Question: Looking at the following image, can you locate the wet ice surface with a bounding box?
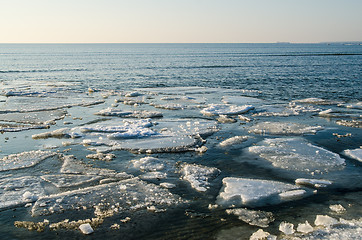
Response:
[0,86,361,240]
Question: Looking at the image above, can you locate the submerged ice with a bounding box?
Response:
[247,138,345,173]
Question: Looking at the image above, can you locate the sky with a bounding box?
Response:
[0,0,361,43]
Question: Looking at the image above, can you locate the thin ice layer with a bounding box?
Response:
[31,177,185,216]
[0,176,47,209]
[249,122,323,135]
[95,108,163,118]
[222,96,263,105]
[179,163,220,192]
[41,174,102,188]
[247,138,345,173]
[343,147,362,162]
[216,177,310,207]
[0,150,56,171]
[132,157,165,172]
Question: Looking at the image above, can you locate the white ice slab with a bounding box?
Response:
[293,98,341,105]
[201,104,254,116]
[216,177,311,207]
[179,163,220,192]
[95,108,163,118]
[247,138,345,173]
[219,136,248,147]
[249,122,323,135]
[132,157,165,172]
[0,150,56,171]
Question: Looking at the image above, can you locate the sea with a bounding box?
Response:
[0,43,361,239]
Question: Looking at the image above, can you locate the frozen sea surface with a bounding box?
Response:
[0,43,361,240]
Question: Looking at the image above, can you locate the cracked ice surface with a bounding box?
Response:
[216,177,312,208]
[0,176,47,209]
[0,150,56,171]
[31,177,185,216]
[247,138,345,173]
[343,147,362,162]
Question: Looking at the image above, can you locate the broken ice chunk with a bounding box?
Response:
[295,178,332,188]
[219,136,248,147]
[314,215,338,227]
[249,122,323,135]
[279,222,295,235]
[201,104,254,116]
[216,177,311,208]
[247,138,345,173]
[293,98,341,105]
[132,157,165,172]
[79,223,94,235]
[225,208,274,227]
[296,221,314,233]
[329,204,346,213]
[250,229,276,240]
[343,147,362,162]
[222,96,263,105]
[0,150,56,171]
[179,163,220,192]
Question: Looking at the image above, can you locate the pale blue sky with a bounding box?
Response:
[1,0,361,43]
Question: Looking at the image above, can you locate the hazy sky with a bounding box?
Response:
[1,0,361,43]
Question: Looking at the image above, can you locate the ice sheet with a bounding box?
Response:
[247,138,345,173]
[41,174,102,188]
[95,108,163,118]
[249,122,323,135]
[0,176,47,209]
[31,177,185,217]
[216,177,311,207]
[0,150,56,171]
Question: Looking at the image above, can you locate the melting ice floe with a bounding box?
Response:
[179,163,220,192]
[201,104,254,116]
[293,98,342,105]
[0,176,47,209]
[248,122,323,135]
[0,150,56,171]
[343,147,362,162]
[31,177,185,217]
[247,138,345,173]
[216,177,312,208]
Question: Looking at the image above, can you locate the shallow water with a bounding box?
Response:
[0,43,361,239]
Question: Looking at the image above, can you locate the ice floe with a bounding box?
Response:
[222,96,263,105]
[295,178,333,188]
[95,108,163,118]
[250,229,276,240]
[248,122,323,135]
[247,138,345,173]
[343,147,362,162]
[31,177,185,217]
[0,176,47,209]
[225,208,274,227]
[219,136,248,147]
[216,177,312,208]
[279,221,295,235]
[201,104,254,116]
[179,163,220,192]
[79,223,94,235]
[0,150,56,171]
[293,98,342,105]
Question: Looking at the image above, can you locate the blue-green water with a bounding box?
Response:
[0,43,361,240]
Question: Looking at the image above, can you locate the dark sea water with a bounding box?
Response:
[0,43,361,240]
